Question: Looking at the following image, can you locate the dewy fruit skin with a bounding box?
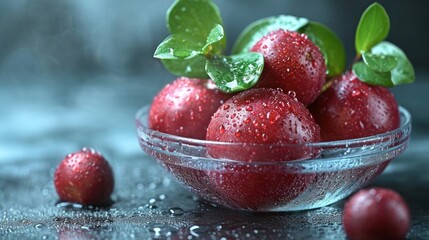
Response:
[309,71,400,141]
[54,148,114,207]
[343,188,411,240]
[251,29,326,106]
[148,77,232,140]
[205,88,320,210]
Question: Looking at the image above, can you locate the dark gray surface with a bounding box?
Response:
[1,72,429,239]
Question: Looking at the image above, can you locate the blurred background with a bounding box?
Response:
[1,0,428,77]
[1,0,428,162]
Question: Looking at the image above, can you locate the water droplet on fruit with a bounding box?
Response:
[223,104,230,110]
[253,121,259,127]
[262,133,269,141]
[235,130,242,137]
[352,90,361,97]
[244,117,251,124]
[287,91,297,99]
[219,125,226,134]
[245,106,253,111]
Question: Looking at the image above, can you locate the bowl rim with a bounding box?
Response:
[136,105,411,166]
[136,105,411,147]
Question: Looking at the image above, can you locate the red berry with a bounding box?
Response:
[54,148,114,206]
[251,29,326,106]
[149,77,232,139]
[205,88,320,210]
[343,188,411,240]
[309,71,400,141]
[207,88,320,160]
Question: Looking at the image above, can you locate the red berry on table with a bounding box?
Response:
[205,88,320,210]
[309,71,400,141]
[343,188,411,240]
[54,148,114,207]
[251,29,326,106]
[148,77,232,140]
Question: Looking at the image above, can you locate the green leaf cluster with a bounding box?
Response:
[353,2,414,87]
[154,0,263,93]
[154,0,415,93]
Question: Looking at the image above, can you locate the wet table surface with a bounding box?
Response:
[1,72,429,240]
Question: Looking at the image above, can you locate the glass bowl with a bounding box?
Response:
[135,105,411,212]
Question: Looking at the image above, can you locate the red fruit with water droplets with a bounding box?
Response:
[148,77,232,139]
[343,188,410,240]
[309,71,400,141]
[251,29,326,106]
[207,88,320,160]
[205,88,320,210]
[54,148,114,206]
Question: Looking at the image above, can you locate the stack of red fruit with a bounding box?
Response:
[148,0,414,212]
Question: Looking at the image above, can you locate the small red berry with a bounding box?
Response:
[251,29,326,106]
[343,188,411,240]
[54,148,114,206]
[149,77,232,139]
[309,71,400,141]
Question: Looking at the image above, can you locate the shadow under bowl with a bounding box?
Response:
[136,105,411,212]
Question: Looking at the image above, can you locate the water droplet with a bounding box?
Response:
[262,134,269,142]
[168,207,185,216]
[219,125,226,134]
[235,130,242,137]
[34,223,46,230]
[245,106,253,111]
[223,104,230,110]
[352,90,361,97]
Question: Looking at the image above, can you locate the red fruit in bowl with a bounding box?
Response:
[205,88,321,210]
[343,188,410,240]
[54,148,114,207]
[149,77,232,140]
[309,71,400,141]
[251,29,326,105]
[207,88,321,160]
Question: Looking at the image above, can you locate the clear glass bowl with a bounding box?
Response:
[135,105,411,212]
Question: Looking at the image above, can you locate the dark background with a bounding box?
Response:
[1,0,428,79]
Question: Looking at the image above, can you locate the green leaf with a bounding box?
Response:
[167,0,226,52]
[371,41,415,85]
[300,22,346,77]
[161,55,209,78]
[361,52,398,73]
[355,2,390,54]
[154,35,202,60]
[353,62,394,87]
[232,15,308,54]
[206,53,264,93]
[203,24,225,56]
